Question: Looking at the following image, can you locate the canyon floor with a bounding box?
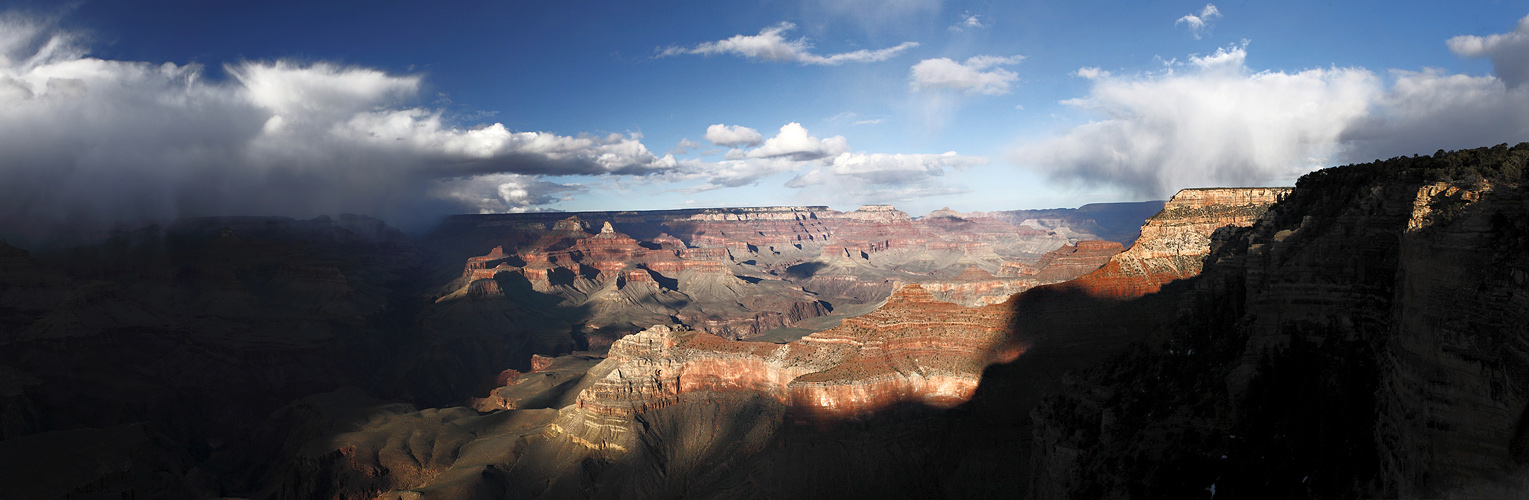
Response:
[4,144,1529,499]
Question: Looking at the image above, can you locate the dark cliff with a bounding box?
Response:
[1029,143,1529,498]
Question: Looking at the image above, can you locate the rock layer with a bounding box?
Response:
[572,283,1020,422]
[1029,144,1529,498]
[1066,187,1289,299]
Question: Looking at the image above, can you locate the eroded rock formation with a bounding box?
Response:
[1064,187,1289,299]
[1030,144,1529,498]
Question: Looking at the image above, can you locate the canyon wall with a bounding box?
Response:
[1029,144,1529,498]
[1064,187,1289,299]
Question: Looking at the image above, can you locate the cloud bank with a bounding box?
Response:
[1447,13,1529,89]
[673,122,985,203]
[1016,29,1529,198]
[0,14,677,247]
[660,22,919,65]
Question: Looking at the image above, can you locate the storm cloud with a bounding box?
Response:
[0,14,675,248]
[1016,22,1529,198]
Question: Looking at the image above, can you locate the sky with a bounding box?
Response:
[1,0,1527,247]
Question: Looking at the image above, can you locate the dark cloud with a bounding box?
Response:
[1015,36,1529,198]
[0,15,675,248]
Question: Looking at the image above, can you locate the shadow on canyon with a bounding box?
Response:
[5,144,1529,498]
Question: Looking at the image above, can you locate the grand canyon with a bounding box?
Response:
[2,144,1527,498]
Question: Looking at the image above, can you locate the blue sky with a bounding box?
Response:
[1,1,1527,244]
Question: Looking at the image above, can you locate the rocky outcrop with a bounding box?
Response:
[1064,187,1289,299]
[920,241,1123,307]
[570,284,1019,422]
[1029,240,1125,282]
[1029,144,1529,498]
[436,218,831,343]
[265,283,1024,499]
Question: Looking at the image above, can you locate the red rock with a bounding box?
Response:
[998,261,1038,277]
[572,284,1022,421]
[495,369,523,386]
[1064,187,1289,299]
[954,266,997,281]
[1031,240,1124,282]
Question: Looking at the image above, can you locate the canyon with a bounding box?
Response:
[3,144,1528,498]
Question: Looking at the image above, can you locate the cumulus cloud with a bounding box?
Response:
[1340,68,1529,163]
[746,122,850,160]
[1014,45,1378,197]
[677,157,802,192]
[0,14,674,247]
[1447,14,1529,89]
[1014,36,1529,199]
[668,122,983,202]
[1176,4,1222,39]
[909,55,1025,95]
[704,124,764,147]
[659,22,919,65]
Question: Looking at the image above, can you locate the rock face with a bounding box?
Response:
[267,283,1025,499]
[920,241,1123,307]
[4,177,1328,499]
[436,216,829,343]
[575,284,1019,421]
[1029,144,1529,498]
[427,202,1146,354]
[1066,187,1289,299]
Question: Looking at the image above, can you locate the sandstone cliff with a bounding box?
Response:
[1064,187,1289,299]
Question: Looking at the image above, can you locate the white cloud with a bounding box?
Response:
[1015,37,1529,198]
[0,15,675,247]
[665,122,983,203]
[677,157,802,192]
[1340,68,1529,163]
[909,55,1025,95]
[1015,45,1379,197]
[659,22,919,66]
[434,174,587,214]
[853,118,886,125]
[1075,66,1111,80]
[704,123,764,147]
[784,152,984,204]
[1176,4,1222,39]
[825,111,859,123]
[949,14,985,32]
[1189,43,1247,69]
[1447,14,1529,89]
[746,122,850,160]
[669,138,704,155]
[787,151,985,187]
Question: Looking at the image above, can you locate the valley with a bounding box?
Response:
[2,145,1528,498]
